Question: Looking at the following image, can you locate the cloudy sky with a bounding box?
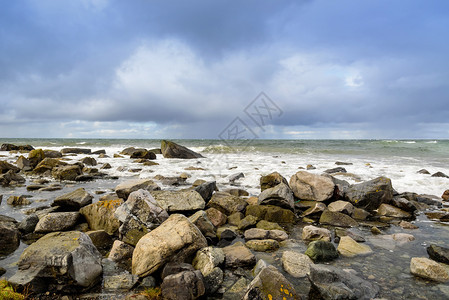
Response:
[1,0,448,139]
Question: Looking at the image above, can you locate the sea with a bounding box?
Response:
[1,138,449,298]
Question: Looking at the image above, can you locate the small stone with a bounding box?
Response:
[371,226,382,235]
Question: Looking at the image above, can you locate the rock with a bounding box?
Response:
[246,205,296,224]
[442,190,449,201]
[282,250,313,278]
[243,265,300,300]
[103,272,138,291]
[189,210,216,242]
[53,188,92,210]
[390,197,418,213]
[33,157,67,174]
[0,160,20,173]
[427,244,449,264]
[130,150,156,160]
[351,207,371,220]
[87,230,113,252]
[425,211,449,221]
[18,214,39,234]
[307,164,316,170]
[206,208,227,227]
[7,195,31,206]
[161,262,195,279]
[114,189,168,245]
[161,140,204,159]
[228,172,244,183]
[115,179,160,200]
[256,220,284,231]
[60,148,92,154]
[302,225,331,242]
[44,149,62,158]
[238,215,258,230]
[80,156,97,166]
[151,190,205,212]
[410,257,449,282]
[336,161,353,166]
[192,247,225,294]
[207,192,247,215]
[161,269,205,300]
[52,165,82,181]
[305,240,339,262]
[16,155,33,171]
[225,188,249,197]
[101,163,112,169]
[319,210,358,227]
[1,143,34,151]
[80,198,123,236]
[289,171,335,201]
[194,181,217,201]
[132,214,207,277]
[345,176,394,211]
[337,236,372,257]
[328,200,354,215]
[0,170,25,186]
[308,264,379,300]
[9,231,102,292]
[258,182,295,210]
[227,212,244,226]
[399,220,418,229]
[34,212,80,233]
[432,171,449,178]
[28,149,45,168]
[376,203,411,218]
[302,202,327,217]
[0,216,20,256]
[324,167,347,174]
[223,241,256,268]
[335,228,366,243]
[260,172,288,192]
[417,168,430,174]
[245,239,279,252]
[109,240,134,263]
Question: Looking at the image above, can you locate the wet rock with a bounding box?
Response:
[324,167,347,174]
[390,197,418,213]
[80,198,123,236]
[399,220,418,229]
[161,262,195,279]
[328,200,354,215]
[302,202,327,217]
[33,157,67,174]
[258,182,295,210]
[256,220,284,231]
[431,171,449,178]
[246,239,279,252]
[161,140,204,159]
[442,190,449,201]
[319,210,358,227]
[7,195,31,206]
[427,244,449,264]
[1,143,34,151]
[302,225,331,242]
[351,207,371,220]
[115,189,168,245]
[0,216,20,256]
[35,212,80,233]
[337,236,372,257]
[228,172,244,184]
[194,181,217,201]
[208,192,247,215]
[16,155,33,171]
[336,161,353,166]
[101,163,112,169]
[52,165,82,181]
[151,190,205,212]
[27,149,45,169]
[335,228,365,242]
[192,247,225,294]
[132,214,207,277]
[0,170,25,186]
[305,240,339,262]
[109,240,134,264]
[282,250,313,278]
[417,168,430,174]
[289,171,335,201]
[161,269,205,300]
[0,160,20,173]
[53,187,93,210]
[18,214,39,234]
[223,241,256,268]
[238,215,258,231]
[130,150,156,160]
[80,156,97,166]
[308,264,379,300]
[425,211,449,221]
[246,204,295,224]
[417,194,443,207]
[44,149,63,158]
[260,171,288,192]
[243,265,300,300]
[115,178,160,200]
[377,203,411,218]
[206,207,227,227]
[189,210,216,243]
[87,230,113,252]
[345,176,394,211]
[410,257,449,282]
[61,148,92,154]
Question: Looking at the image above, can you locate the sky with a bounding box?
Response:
[0,0,448,139]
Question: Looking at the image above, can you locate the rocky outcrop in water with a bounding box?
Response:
[161,140,204,159]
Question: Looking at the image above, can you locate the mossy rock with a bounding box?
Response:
[305,240,339,262]
[246,205,295,224]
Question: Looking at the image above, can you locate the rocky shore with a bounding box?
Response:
[1,140,449,299]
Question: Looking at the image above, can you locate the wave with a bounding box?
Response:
[402,141,416,144]
[202,144,235,153]
[425,141,438,144]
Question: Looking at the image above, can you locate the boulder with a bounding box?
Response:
[80,198,123,236]
[324,167,347,174]
[115,179,160,200]
[1,143,34,151]
[244,228,287,242]
[319,210,358,227]
[417,169,430,174]
[7,195,31,206]
[243,265,300,300]
[289,171,335,201]
[130,150,156,160]
[53,188,93,210]
[345,177,394,211]
[222,241,256,268]
[282,250,314,278]
[260,172,288,192]
[432,172,449,178]
[0,160,20,173]
[245,239,279,252]
[427,244,449,264]
[18,214,39,234]
[302,225,331,242]
[238,215,258,230]
[189,210,216,243]
[192,247,225,294]
[34,212,80,233]
[305,240,339,262]
[161,269,205,300]
[442,190,449,201]
[132,214,207,277]
[86,230,113,252]
[376,203,411,218]
[10,231,102,292]
[33,158,67,174]
[302,202,327,217]
[337,236,372,257]
[228,172,244,183]
[194,181,217,201]
[43,150,62,158]
[410,257,449,282]
[390,197,418,213]
[328,200,354,215]
[258,182,295,210]
[52,165,82,181]
[151,190,205,212]
[225,188,249,197]
[108,240,134,263]
[28,149,45,168]
[60,148,92,154]
[80,157,97,166]
[207,192,247,215]
[0,216,20,256]
[308,264,379,300]
[16,155,32,171]
[246,204,295,224]
[0,170,25,186]
[227,212,244,226]
[161,140,204,159]
[206,208,227,227]
[115,189,168,245]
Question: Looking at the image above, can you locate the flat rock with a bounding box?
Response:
[207,192,247,215]
[282,250,313,278]
[289,171,335,201]
[337,236,372,257]
[61,148,92,154]
[319,209,358,227]
[151,190,205,212]
[53,188,93,210]
[35,212,80,233]
[115,179,160,200]
[410,257,449,282]
[223,241,256,268]
[302,225,331,242]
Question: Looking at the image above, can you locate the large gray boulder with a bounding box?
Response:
[161,140,204,159]
[53,188,93,210]
[289,171,335,201]
[308,264,379,300]
[9,231,102,292]
[151,190,205,213]
[258,182,295,211]
[345,176,394,211]
[132,214,207,277]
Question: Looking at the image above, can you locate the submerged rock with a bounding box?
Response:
[289,171,335,201]
[161,140,204,159]
[410,257,449,282]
